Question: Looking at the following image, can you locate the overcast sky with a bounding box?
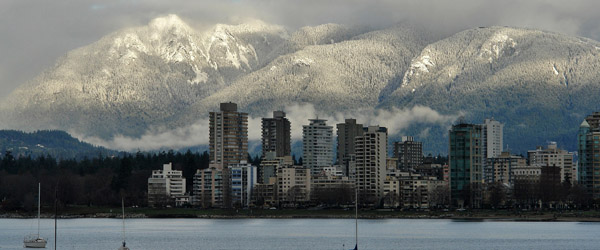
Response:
[1,0,599,99]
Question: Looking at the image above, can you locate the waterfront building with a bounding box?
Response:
[148,163,186,207]
[355,126,388,205]
[259,152,293,184]
[528,142,575,183]
[485,152,526,185]
[252,182,277,207]
[311,175,354,205]
[393,136,423,171]
[384,171,444,209]
[261,111,291,158]
[383,176,402,208]
[209,102,248,169]
[511,164,542,183]
[449,123,483,208]
[193,167,224,208]
[303,118,334,176]
[229,161,258,208]
[336,119,364,170]
[277,166,311,205]
[578,112,600,199]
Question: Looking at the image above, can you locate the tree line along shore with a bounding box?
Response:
[3,207,600,222]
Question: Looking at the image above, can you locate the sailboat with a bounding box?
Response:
[118,198,130,250]
[24,183,48,248]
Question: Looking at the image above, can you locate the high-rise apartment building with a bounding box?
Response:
[449,123,483,208]
[261,111,291,158]
[209,102,248,169]
[393,136,423,171]
[303,118,334,175]
[578,112,600,199]
[336,119,364,168]
[481,118,503,160]
[148,163,186,207]
[355,126,388,205]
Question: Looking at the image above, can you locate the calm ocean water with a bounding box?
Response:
[1,218,599,249]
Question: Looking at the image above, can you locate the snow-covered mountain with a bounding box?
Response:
[2,15,600,153]
[1,15,289,137]
[379,27,600,151]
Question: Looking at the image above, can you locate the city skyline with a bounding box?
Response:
[1,1,600,249]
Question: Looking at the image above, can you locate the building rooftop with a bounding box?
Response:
[581,120,590,128]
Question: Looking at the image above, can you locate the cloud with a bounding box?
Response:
[78,103,459,151]
[77,120,210,152]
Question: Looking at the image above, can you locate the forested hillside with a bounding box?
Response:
[0,150,210,210]
[1,15,600,154]
[0,130,117,159]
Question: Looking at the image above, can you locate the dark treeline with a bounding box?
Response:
[0,150,209,211]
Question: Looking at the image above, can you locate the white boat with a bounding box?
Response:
[118,198,130,250]
[24,183,47,248]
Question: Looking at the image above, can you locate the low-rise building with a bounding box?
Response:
[384,171,445,209]
[485,152,527,185]
[528,143,575,183]
[193,167,224,208]
[277,166,311,206]
[260,152,293,184]
[511,165,542,184]
[148,163,186,207]
[229,161,258,208]
[252,180,277,208]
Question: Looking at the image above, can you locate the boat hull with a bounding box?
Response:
[24,239,47,248]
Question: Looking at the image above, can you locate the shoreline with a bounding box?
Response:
[2,209,600,222]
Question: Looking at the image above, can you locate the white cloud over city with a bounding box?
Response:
[78,104,459,151]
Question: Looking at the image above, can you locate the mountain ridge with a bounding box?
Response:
[2,15,600,154]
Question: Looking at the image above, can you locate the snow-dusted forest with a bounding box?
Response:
[2,15,600,153]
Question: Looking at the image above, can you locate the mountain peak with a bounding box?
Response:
[149,14,191,32]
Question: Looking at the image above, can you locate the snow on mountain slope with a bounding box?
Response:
[180,25,430,122]
[2,18,600,153]
[379,26,600,151]
[0,15,289,138]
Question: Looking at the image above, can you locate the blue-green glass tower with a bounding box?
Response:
[578,120,590,193]
[578,112,600,199]
[449,123,483,208]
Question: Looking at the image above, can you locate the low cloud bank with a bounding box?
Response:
[79,104,460,151]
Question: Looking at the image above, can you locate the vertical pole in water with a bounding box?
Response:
[54,185,57,250]
[122,197,125,245]
[37,183,41,238]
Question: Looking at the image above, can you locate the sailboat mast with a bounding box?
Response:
[54,185,57,250]
[122,198,125,244]
[355,187,358,248]
[37,183,41,238]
